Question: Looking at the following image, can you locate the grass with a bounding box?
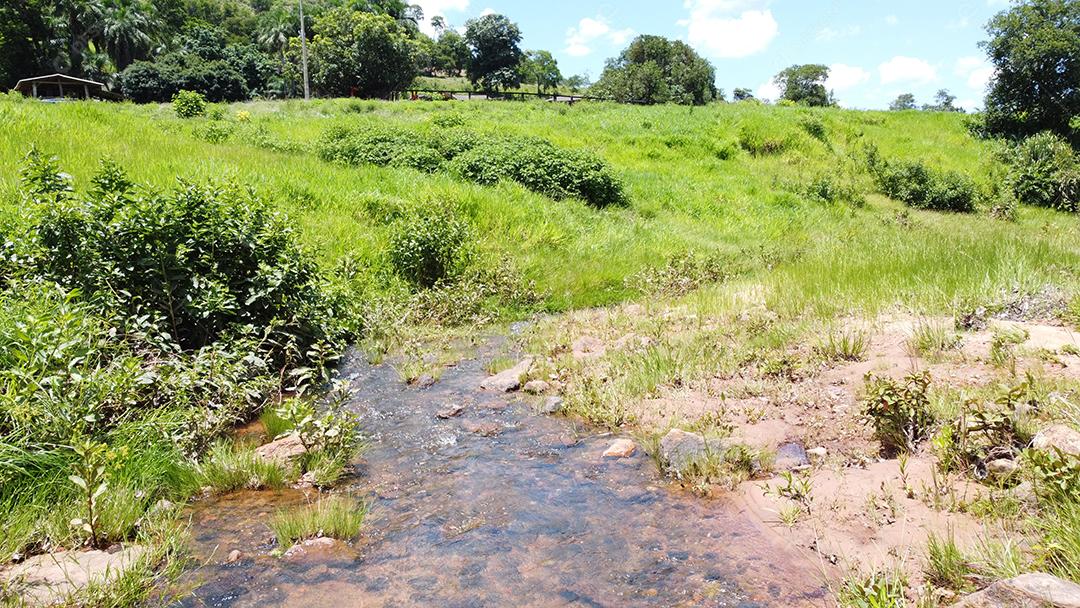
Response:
[815,327,870,362]
[270,495,370,549]
[260,407,295,440]
[197,441,291,493]
[906,320,963,359]
[924,530,971,592]
[837,569,907,608]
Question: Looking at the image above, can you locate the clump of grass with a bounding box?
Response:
[924,530,971,592]
[1031,499,1080,582]
[563,376,636,429]
[198,441,290,493]
[270,495,369,548]
[990,325,1029,368]
[260,407,294,439]
[906,320,962,359]
[837,569,907,608]
[970,535,1026,580]
[815,328,870,362]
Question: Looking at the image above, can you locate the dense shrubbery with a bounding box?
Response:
[867,147,977,212]
[0,149,355,563]
[1005,132,1079,212]
[388,205,473,288]
[317,125,628,208]
[173,90,207,118]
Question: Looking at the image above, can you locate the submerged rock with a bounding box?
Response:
[255,433,307,465]
[953,572,1080,607]
[479,358,533,392]
[226,549,242,564]
[3,546,147,607]
[436,404,464,419]
[1033,425,1080,456]
[603,439,637,459]
[464,421,501,437]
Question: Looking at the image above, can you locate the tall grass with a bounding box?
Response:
[270,495,370,548]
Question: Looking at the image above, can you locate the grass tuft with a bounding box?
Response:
[270,495,370,549]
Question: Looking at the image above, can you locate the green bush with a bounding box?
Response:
[317,125,444,172]
[738,122,791,156]
[387,204,472,288]
[861,371,935,455]
[867,149,976,212]
[172,89,207,119]
[1006,132,1079,213]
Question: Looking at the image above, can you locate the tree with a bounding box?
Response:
[309,8,417,98]
[774,64,834,107]
[521,50,561,94]
[591,35,716,105]
[54,0,105,77]
[981,0,1080,143]
[733,87,754,101]
[923,89,962,112]
[890,93,916,111]
[99,0,158,70]
[433,28,469,76]
[0,0,55,88]
[564,74,588,93]
[464,13,523,91]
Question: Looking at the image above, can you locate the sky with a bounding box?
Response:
[411,0,1013,111]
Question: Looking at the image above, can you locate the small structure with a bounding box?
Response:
[13,73,118,101]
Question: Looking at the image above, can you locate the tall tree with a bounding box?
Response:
[0,0,55,87]
[433,28,468,76]
[591,35,716,105]
[923,89,962,112]
[309,8,417,98]
[99,0,157,70]
[774,64,833,107]
[464,13,522,92]
[889,93,916,110]
[981,0,1080,143]
[521,50,560,94]
[54,0,104,76]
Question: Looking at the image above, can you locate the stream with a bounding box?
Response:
[173,335,828,607]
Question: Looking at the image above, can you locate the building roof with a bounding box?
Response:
[14,73,106,90]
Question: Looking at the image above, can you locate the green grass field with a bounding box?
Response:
[3,94,1076,322]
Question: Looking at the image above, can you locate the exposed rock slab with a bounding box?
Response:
[479,358,533,392]
[774,442,810,471]
[538,396,564,415]
[3,546,146,607]
[1033,425,1080,456]
[953,573,1080,608]
[603,439,636,458]
[255,432,307,465]
[523,380,550,395]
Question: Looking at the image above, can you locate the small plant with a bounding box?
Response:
[862,371,935,455]
[274,381,364,481]
[68,439,111,549]
[924,530,971,592]
[235,110,251,122]
[777,504,803,528]
[1026,446,1080,502]
[270,495,369,548]
[764,470,815,511]
[387,204,472,289]
[838,570,907,608]
[815,328,870,362]
[172,90,207,119]
[989,325,1029,368]
[198,441,289,493]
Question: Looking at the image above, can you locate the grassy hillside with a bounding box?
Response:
[1,94,1077,320]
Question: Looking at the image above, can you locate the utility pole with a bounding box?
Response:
[298,0,310,100]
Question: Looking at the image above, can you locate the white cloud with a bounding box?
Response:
[827,63,870,91]
[878,56,938,84]
[413,0,470,35]
[479,7,495,16]
[955,56,995,91]
[755,79,782,102]
[680,0,779,59]
[564,16,636,57]
[885,14,898,26]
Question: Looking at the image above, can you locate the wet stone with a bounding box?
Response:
[479,358,533,392]
[436,404,464,419]
[774,442,810,471]
[538,396,564,415]
[463,421,502,437]
[603,438,637,458]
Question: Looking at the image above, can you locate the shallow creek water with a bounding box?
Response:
[174,336,828,607]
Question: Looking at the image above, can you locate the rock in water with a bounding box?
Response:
[4,546,147,607]
[436,404,464,419]
[255,432,307,465]
[659,429,709,472]
[953,573,1080,607]
[226,549,242,563]
[480,358,533,392]
[603,438,636,458]
[1033,425,1080,456]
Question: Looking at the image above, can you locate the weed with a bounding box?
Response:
[270,495,370,548]
[924,530,970,592]
[990,325,1029,368]
[907,321,962,359]
[815,328,870,362]
[67,439,111,549]
[198,441,290,493]
[838,569,907,608]
[862,372,935,455]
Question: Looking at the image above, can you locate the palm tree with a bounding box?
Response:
[99,0,157,70]
[53,0,104,76]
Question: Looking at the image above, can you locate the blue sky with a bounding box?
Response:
[413,0,1012,110]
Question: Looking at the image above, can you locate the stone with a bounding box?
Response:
[953,573,1080,608]
[987,458,1019,478]
[415,374,437,389]
[571,336,606,360]
[538,396,564,415]
[603,439,637,459]
[1033,425,1080,456]
[255,432,307,465]
[464,421,501,437]
[3,546,146,607]
[226,549,242,564]
[436,404,464,419]
[523,380,550,395]
[659,429,712,472]
[807,447,828,463]
[774,442,810,471]
[479,358,533,392]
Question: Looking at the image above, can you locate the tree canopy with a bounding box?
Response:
[774,64,834,107]
[464,13,523,92]
[981,0,1080,144]
[591,35,716,105]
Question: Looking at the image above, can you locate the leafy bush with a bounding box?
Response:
[172,89,207,118]
[1006,132,1079,212]
[800,115,827,142]
[861,371,935,455]
[802,172,866,206]
[387,204,472,288]
[867,149,976,212]
[317,125,444,172]
[738,122,791,156]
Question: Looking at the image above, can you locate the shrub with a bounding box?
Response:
[738,122,791,155]
[867,150,976,212]
[800,116,827,142]
[1006,132,1080,212]
[317,125,444,172]
[431,112,466,128]
[387,204,472,288]
[802,172,866,206]
[172,90,207,118]
[861,371,935,455]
